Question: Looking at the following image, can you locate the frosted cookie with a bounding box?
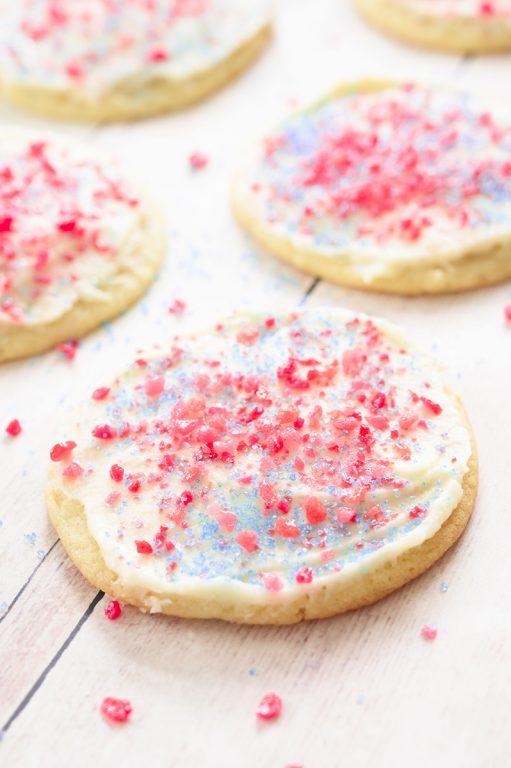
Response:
[0,0,272,122]
[46,309,477,624]
[355,0,511,54]
[0,134,165,363]
[233,81,511,295]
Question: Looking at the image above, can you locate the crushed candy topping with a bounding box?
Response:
[239,83,511,269]
[0,136,141,328]
[50,310,471,595]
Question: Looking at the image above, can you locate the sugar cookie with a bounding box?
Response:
[47,309,477,624]
[0,133,165,363]
[355,0,511,54]
[233,81,511,295]
[0,0,272,122]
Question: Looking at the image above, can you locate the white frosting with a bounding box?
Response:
[51,310,472,603]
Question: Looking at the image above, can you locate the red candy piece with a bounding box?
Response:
[304,496,327,525]
[420,397,442,416]
[104,600,122,621]
[421,625,438,641]
[5,419,22,437]
[100,697,132,723]
[135,540,153,555]
[92,387,110,401]
[274,518,300,538]
[169,299,186,314]
[260,572,283,592]
[110,464,125,482]
[62,461,84,478]
[50,440,77,461]
[295,567,313,584]
[256,693,282,721]
[145,376,165,398]
[56,339,79,360]
[147,47,169,63]
[189,152,208,170]
[92,424,117,440]
[235,530,259,552]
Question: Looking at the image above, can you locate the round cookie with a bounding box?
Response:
[0,0,272,122]
[47,309,477,624]
[233,80,511,295]
[355,0,511,54]
[0,133,165,363]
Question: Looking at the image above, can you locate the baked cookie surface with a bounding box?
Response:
[47,309,476,624]
[0,0,272,121]
[0,133,165,363]
[355,0,511,53]
[233,81,511,295]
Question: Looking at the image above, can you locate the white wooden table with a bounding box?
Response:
[1,2,510,765]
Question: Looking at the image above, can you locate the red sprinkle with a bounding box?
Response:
[256,693,283,721]
[100,697,132,724]
[62,461,84,478]
[421,625,438,641]
[304,496,327,525]
[146,47,169,63]
[104,600,122,621]
[92,387,110,401]
[145,376,165,398]
[110,464,125,482]
[189,152,209,170]
[295,566,313,584]
[50,440,77,461]
[504,304,511,323]
[235,530,259,552]
[5,419,22,437]
[135,540,153,554]
[56,339,79,360]
[420,396,442,416]
[169,299,186,314]
[92,424,117,440]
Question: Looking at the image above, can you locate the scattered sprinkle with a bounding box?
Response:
[104,600,122,621]
[100,697,132,724]
[56,339,79,360]
[169,299,186,314]
[189,152,208,171]
[421,625,438,641]
[256,692,282,721]
[5,419,22,437]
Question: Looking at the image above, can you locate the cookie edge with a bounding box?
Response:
[0,22,272,122]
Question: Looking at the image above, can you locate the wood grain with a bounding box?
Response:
[1,1,510,766]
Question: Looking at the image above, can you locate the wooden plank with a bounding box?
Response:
[0,543,98,727]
